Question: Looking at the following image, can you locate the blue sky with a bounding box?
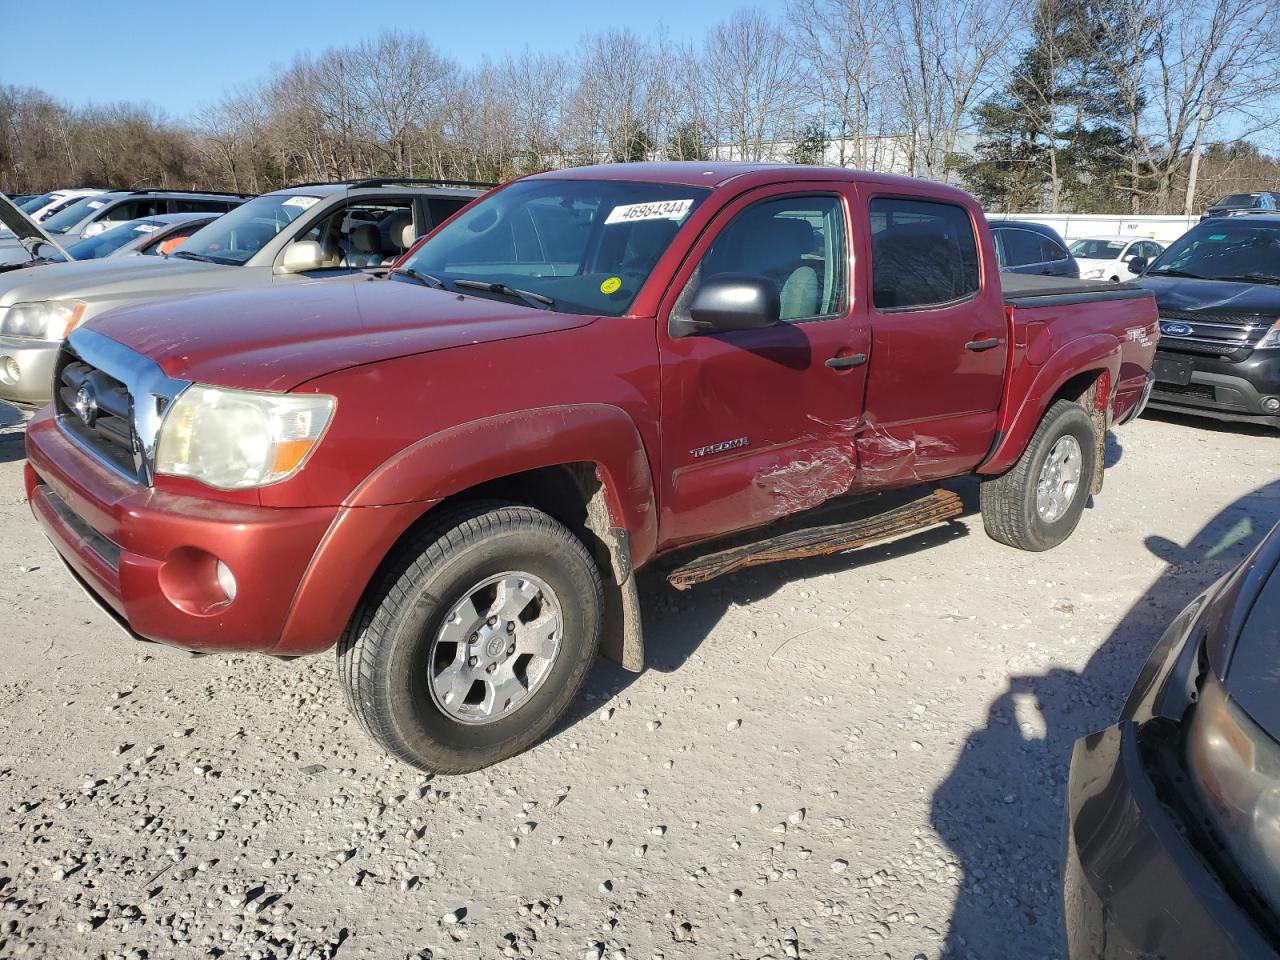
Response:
[1,0,732,118]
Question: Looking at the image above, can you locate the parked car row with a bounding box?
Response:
[0,179,485,403]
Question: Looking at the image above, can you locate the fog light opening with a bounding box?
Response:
[1262,396,1280,414]
[216,561,237,602]
[0,356,19,385]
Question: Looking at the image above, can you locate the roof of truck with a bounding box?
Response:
[531,161,972,198]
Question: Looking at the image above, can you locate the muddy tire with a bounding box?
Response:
[336,501,603,774]
[980,400,1097,552]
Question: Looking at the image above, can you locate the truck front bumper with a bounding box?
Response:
[24,407,345,655]
[0,335,60,405]
[1148,347,1280,427]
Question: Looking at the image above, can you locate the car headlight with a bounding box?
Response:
[1186,671,1280,914]
[0,300,86,339]
[154,385,335,490]
[1081,268,1106,279]
[1257,319,1280,349]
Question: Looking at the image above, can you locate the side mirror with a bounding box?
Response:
[82,221,107,238]
[278,240,326,274]
[672,274,780,338]
[30,241,60,261]
[1126,256,1149,275]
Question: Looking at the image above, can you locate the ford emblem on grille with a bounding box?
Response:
[1161,321,1193,337]
[73,382,98,428]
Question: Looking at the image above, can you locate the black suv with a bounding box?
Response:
[1137,215,1280,428]
[1202,192,1280,221]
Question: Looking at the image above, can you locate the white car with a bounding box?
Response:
[6,189,106,228]
[1068,236,1165,282]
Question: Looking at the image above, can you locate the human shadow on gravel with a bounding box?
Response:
[930,477,1280,960]
[567,479,982,730]
[0,401,26,464]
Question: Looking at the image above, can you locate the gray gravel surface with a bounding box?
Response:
[0,408,1276,960]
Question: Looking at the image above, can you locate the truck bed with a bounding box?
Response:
[1000,271,1150,305]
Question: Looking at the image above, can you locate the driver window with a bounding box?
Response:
[298,200,416,269]
[689,195,847,323]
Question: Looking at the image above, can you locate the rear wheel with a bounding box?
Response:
[337,502,603,774]
[980,399,1097,551]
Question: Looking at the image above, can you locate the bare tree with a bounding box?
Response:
[891,0,1015,180]
[702,9,801,161]
[787,0,897,168]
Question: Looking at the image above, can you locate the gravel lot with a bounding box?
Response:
[0,407,1276,960]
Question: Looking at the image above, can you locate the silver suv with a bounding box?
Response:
[0,179,488,404]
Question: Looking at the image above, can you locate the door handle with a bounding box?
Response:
[825,353,867,369]
[964,337,1002,351]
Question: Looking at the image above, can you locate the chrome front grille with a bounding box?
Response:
[55,356,139,480]
[1157,312,1271,359]
[53,329,190,485]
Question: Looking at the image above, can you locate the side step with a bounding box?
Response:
[666,487,965,590]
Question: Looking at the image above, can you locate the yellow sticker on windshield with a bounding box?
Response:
[600,276,622,295]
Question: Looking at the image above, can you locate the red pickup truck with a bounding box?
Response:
[24,163,1158,773]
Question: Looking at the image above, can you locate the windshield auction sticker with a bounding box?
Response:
[605,199,694,225]
[283,196,321,210]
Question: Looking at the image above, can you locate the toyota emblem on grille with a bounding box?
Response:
[73,382,98,428]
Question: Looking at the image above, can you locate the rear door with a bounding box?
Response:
[857,193,1008,484]
[655,183,871,547]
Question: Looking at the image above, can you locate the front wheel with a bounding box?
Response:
[337,502,603,774]
[980,399,1097,551]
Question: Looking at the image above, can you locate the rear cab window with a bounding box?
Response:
[869,197,980,310]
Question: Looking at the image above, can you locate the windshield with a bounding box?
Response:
[42,195,112,234]
[65,219,163,260]
[1069,238,1127,259]
[1148,222,1280,283]
[175,193,320,265]
[402,179,710,316]
[1217,194,1262,207]
[19,193,56,213]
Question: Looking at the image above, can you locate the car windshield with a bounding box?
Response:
[401,179,710,316]
[175,193,320,266]
[1217,194,1261,207]
[1148,222,1280,282]
[41,195,112,234]
[19,193,56,213]
[1069,238,1127,259]
[65,219,164,260]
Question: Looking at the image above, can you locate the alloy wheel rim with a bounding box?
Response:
[1035,434,1083,524]
[427,571,563,725]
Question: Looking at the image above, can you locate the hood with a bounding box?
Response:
[85,275,598,391]
[1206,522,1280,740]
[1074,256,1118,268]
[0,193,73,264]
[0,255,233,310]
[1137,274,1280,318]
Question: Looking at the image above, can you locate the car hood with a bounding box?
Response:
[1207,522,1280,740]
[1074,256,1119,269]
[1137,274,1280,317]
[85,275,599,391]
[0,256,232,309]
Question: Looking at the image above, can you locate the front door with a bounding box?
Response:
[656,184,871,549]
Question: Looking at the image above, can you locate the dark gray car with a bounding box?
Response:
[990,220,1080,278]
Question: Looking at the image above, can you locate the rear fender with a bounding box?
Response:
[980,334,1120,477]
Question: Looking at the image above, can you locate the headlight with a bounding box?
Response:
[1257,319,1280,349]
[1186,672,1280,914]
[154,385,335,490]
[0,300,86,339]
[1081,268,1106,279]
